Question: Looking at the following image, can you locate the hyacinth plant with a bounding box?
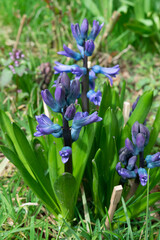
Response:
[0,18,160,223]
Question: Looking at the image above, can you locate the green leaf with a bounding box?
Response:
[81,0,102,17]
[54,173,76,220]
[12,123,60,209]
[0,146,60,216]
[115,192,160,222]
[48,143,58,189]
[144,106,160,155]
[120,80,126,109]
[99,83,112,117]
[0,69,13,87]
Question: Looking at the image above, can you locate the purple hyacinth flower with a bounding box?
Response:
[125,138,135,153]
[146,152,160,168]
[67,80,80,105]
[57,44,82,61]
[55,73,70,94]
[54,84,66,107]
[71,23,84,46]
[129,96,140,117]
[59,146,72,164]
[71,111,102,141]
[88,20,104,41]
[119,147,133,166]
[116,162,136,179]
[65,104,76,121]
[89,70,97,90]
[138,168,148,186]
[131,121,150,149]
[87,90,102,106]
[85,40,95,57]
[54,61,78,74]
[92,65,120,86]
[81,18,89,39]
[41,89,61,113]
[34,114,62,138]
[71,66,87,80]
[54,62,86,79]
[77,44,84,58]
[127,156,137,171]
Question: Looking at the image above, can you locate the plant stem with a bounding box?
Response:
[81,55,89,112]
[139,151,144,168]
[63,107,72,173]
[125,176,140,202]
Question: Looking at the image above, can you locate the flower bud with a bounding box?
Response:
[127,156,137,171]
[119,147,132,166]
[57,73,70,94]
[54,84,66,107]
[81,18,89,39]
[136,133,145,152]
[85,40,95,56]
[64,104,76,121]
[125,138,134,153]
[59,146,72,164]
[67,80,80,105]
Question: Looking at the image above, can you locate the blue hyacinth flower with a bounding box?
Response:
[41,89,61,113]
[71,23,84,46]
[146,152,160,168]
[138,168,148,186]
[87,90,102,106]
[71,111,102,141]
[89,70,97,90]
[92,64,120,86]
[34,114,62,138]
[57,44,82,61]
[88,20,104,41]
[54,61,87,79]
[59,146,72,164]
[116,162,137,179]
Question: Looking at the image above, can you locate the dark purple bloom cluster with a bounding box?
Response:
[116,121,150,186]
[54,19,120,107]
[34,72,102,163]
[8,49,25,74]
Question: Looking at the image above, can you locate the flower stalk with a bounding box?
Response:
[81,54,89,112]
[62,107,72,173]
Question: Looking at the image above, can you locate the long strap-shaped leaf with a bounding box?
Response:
[0,146,60,216]
[12,123,60,212]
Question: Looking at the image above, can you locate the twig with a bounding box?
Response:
[112,45,133,64]
[105,185,123,229]
[14,14,27,51]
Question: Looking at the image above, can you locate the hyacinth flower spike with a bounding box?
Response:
[92,65,120,86]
